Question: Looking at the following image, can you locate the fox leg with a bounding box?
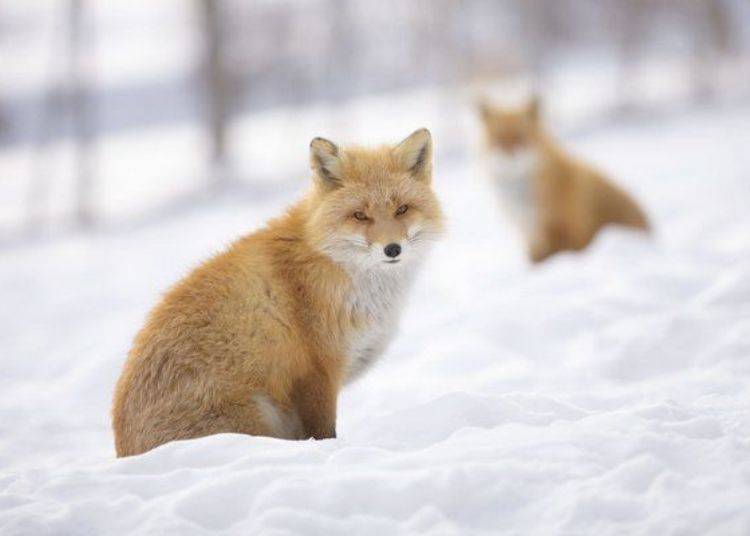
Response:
[529,240,552,263]
[528,230,556,264]
[293,365,338,440]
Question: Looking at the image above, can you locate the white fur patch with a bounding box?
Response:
[320,223,434,383]
[344,268,410,382]
[318,221,436,382]
[253,392,303,439]
[487,148,540,237]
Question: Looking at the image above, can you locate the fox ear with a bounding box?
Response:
[528,95,541,121]
[394,128,432,181]
[310,137,342,188]
[477,98,493,123]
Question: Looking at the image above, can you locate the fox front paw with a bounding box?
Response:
[312,427,336,440]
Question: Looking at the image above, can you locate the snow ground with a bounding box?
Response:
[1,104,750,535]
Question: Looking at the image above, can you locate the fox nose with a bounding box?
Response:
[384,243,401,258]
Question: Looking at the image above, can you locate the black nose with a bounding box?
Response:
[384,243,401,258]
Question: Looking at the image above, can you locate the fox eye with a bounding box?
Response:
[353,211,368,221]
[395,204,409,216]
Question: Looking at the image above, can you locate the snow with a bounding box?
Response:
[1,104,750,535]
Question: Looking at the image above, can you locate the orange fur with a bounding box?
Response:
[112,129,443,457]
[479,98,649,263]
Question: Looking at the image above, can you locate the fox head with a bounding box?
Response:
[305,128,443,272]
[478,97,544,175]
[478,96,542,153]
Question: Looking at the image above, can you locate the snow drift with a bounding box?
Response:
[1,106,749,535]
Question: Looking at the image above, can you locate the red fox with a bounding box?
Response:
[112,129,443,457]
[478,97,649,263]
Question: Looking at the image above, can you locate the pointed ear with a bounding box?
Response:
[527,95,541,122]
[477,98,493,124]
[310,137,342,188]
[393,128,432,181]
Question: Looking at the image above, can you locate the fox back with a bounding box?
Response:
[479,97,649,263]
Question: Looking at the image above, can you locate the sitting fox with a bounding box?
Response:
[479,97,649,263]
[112,129,443,457]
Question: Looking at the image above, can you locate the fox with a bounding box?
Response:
[478,97,649,263]
[112,128,443,457]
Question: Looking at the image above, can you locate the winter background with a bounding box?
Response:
[1,1,750,534]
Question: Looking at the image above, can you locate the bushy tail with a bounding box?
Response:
[596,179,650,232]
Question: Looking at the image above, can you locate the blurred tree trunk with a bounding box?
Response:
[69,0,96,227]
[690,0,734,102]
[199,0,231,187]
[613,0,647,115]
[27,0,96,233]
[520,0,556,94]
[325,0,356,133]
[27,61,61,235]
[707,0,735,58]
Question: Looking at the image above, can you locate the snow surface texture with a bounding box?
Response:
[1,106,750,535]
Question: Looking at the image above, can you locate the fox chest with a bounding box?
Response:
[489,152,540,236]
[343,275,405,383]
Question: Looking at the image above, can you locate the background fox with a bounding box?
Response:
[112,128,443,457]
[479,97,650,263]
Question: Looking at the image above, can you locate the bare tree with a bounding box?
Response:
[690,0,735,102]
[68,0,96,227]
[518,0,558,94]
[199,0,232,187]
[610,0,651,115]
[27,0,96,233]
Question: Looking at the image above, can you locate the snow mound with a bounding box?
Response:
[1,107,750,534]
